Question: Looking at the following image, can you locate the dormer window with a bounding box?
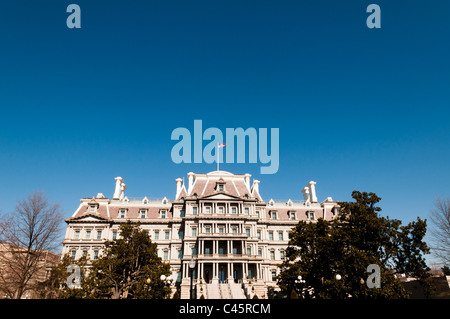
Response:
[89,205,96,213]
[307,211,315,221]
[216,178,226,192]
[161,210,167,219]
[140,210,146,218]
[120,209,126,218]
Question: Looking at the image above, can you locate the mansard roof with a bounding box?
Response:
[187,171,253,198]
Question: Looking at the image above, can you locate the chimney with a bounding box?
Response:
[187,172,195,194]
[244,173,251,190]
[302,187,311,203]
[175,178,183,199]
[308,181,318,203]
[113,177,124,200]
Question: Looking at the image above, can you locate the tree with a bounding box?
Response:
[35,254,89,299]
[81,221,171,299]
[0,191,63,299]
[429,197,450,267]
[278,191,431,299]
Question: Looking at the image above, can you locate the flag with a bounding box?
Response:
[218,143,226,148]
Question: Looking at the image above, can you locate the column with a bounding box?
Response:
[230,263,234,282]
[256,263,260,280]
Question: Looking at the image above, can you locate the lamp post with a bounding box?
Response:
[189,259,197,299]
[335,274,343,299]
[295,275,306,299]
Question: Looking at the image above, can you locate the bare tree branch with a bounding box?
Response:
[0,191,63,299]
[429,197,450,266]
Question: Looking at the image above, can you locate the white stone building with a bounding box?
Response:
[62,171,339,299]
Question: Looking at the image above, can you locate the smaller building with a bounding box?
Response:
[0,243,61,299]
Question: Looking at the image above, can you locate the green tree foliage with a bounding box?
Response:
[36,254,89,299]
[278,191,431,299]
[82,221,171,299]
[44,221,172,299]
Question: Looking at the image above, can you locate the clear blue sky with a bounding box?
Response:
[0,1,449,257]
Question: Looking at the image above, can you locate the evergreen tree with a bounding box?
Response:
[278,191,431,299]
[82,221,171,299]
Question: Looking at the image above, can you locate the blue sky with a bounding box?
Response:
[0,1,449,259]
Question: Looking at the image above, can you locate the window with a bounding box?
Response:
[90,205,96,213]
[161,210,166,219]
[120,210,126,218]
[83,250,87,257]
[232,227,237,234]
[290,212,296,220]
[163,250,169,260]
[178,250,183,259]
[205,207,211,214]
[218,184,224,191]
[271,212,277,220]
[256,210,260,218]
[97,230,102,240]
[94,250,99,260]
[257,231,261,240]
[219,227,224,233]
[218,207,223,214]
[180,210,185,217]
[165,231,170,240]
[74,230,80,240]
[279,232,283,241]
[112,230,117,240]
[308,212,314,221]
[246,228,251,237]
[269,232,273,241]
[140,210,146,218]
[247,248,251,256]
[192,207,197,215]
[244,207,249,215]
[71,250,76,260]
[192,246,197,256]
[258,249,262,256]
[85,230,91,239]
[154,231,159,240]
[192,227,197,237]
[271,271,277,281]
[231,207,236,214]
[280,250,285,260]
[270,250,275,260]
[178,230,184,239]
[205,227,211,233]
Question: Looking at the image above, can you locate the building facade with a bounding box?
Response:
[62,171,339,298]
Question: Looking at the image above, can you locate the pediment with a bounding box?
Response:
[67,213,108,222]
[200,193,242,200]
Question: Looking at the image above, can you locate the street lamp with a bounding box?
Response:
[335,274,344,299]
[189,259,197,299]
[294,275,306,298]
